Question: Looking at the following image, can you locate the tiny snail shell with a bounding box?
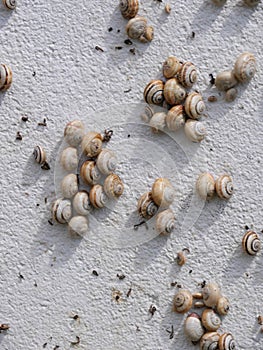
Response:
[196,173,216,200]
[215,71,238,91]
[243,0,260,6]
[201,309,221,332]
[152,178,175,207]
[137,192,159,219]
[33,146,46,165]
[0,64,12,91]
[155,209,175,235]
[119,0,139,19]
[218,333,236,350]
[73,191,92,216]
[60,147,78,172]
[81,132,103,158]
[216,296,230,315]
[68,216,88,236]
[80,160,101,185]
[184,313,205,343]
[61,174,78,199]
[200,332,220,350]
[165,3,171,13]
[144,80,164,105]
[234,52,256,82]
[242,230,261,255]
[96,149,117,175]
[202,282,221,308]
[194,301,205,308]
[215,175,234,199]
[192,292,203,299]
[176,251,187,266]
[126,17,154,43]
[163,78,186,105]
[178,62,198,88]
[52,198,72,224]
[212,0,227,5]
[225,87,238,102]
[2,0,16,9]
[173,289,193,314]
[141,104,154,123]
[64,120,85,147]
[149,112,167,133]
[163,56,182,79]
[89,184,108,209]
[208,95,218,103]
[184,92,206,120]
[104,174,124,199]
[184,120,207,142]
[166,105,185,131]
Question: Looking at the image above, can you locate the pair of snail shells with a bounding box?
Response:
[96,149,117,175]
[80,160,101,185]
[61,174,78,199]
[200,332,220,350]
[184,313,205,343]
[184,120,206,142]
[185,92,206,120]
[33,146,47,165]
[104,174,124,199]
[155,208,175,235]
[234,52,256,82]
[81,132,103,158]
[0,64,12,91]
[68,216,88,236]
[178,62,198,88]
[3,0,16,9]
[215,71,238,92]
[216,296,230,315]
[202,309,221,331]
[64,120,85,147]
[73,191,91,216]
[126,17,154,43]
[137,192,159,219]
[244,0,260,6]
[212,0,227,5]
[219,333,236,350]
[149,112,167,133]
[144,80,164,105]
[89,184,108,209]
[119,0,139,19]
[225,88,238,102]
[163,78,186,105]
[202,282,221,308]
[242,230,261,255]
[196,173,215,200]
[60,147,78,171]
[52,198,72,224]
[173,289,193,313]
[163,56,182,79]
[166,105,185,131]
[152,178,175,207]
[215,175,234,199]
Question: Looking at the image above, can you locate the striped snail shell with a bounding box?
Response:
[196,173,216,200]
[0,64,12,91]
[137,192,159,219]
[243,0,260,6]
[200,332,220,350]
[96,149,117,175]
[144,80,164,105]
[215,71,238,92]
[184,120,206,142]
[104,174,124,199]
[162,56,182,79]
[64,120,85,147]
[216,296,230,315]
[68,216,88,236]
[61,174,78,199]
[60,147,78,172]
[234,52,256,82]
[152,178,175,207]
[80,160,101,185]
[201,309,221,332]
[155,208,175,235]
[242,230,261,255]
[81,132,103,158]
[33,146,46,165]
[126,16,154,43]
[218,333,236,350]
[215,175,234,199]
[202,282,221,308]
[184,313,205,343]
[2,0,16,9]
[178,62,197,88]
[212,0,227,5]
[149,112,167,133]
[184,92,206,120]
[173,289,193,314]
[73,191,92,216]
[52,198,72,224]
[119,0,139,19]
[89,184,108,209]
[141,104,154,123]
[163,78,186,105]
[166,105,185,131]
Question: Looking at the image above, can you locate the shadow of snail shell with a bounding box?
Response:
[155,209,175,235]
[96,149,117,175]
[126,16,154,43]
[163,78,186,105]
[196,173,216,200]
[60,147,78,172]
[166,105,185,131]
[215,71,238,92]
[144,80,164,105]
[215,175,234,199]
[184,92,205,120]
[244,0,260,6]
[152,178,175,207]
[33,145,46,165]
[216,296,230,315]
[73,191,92,216]
[137,192,159,219]
[234,52,256,82]
[178,62,197,88]
[201,309,221,331]
[219,333,236,350]
[163,56,182,79]
[202,282,221,308]
[89,184,108,209]
[0,64,12,91]
[184,120,206,142]
[3,0,16,9]
[68,216,88,236]
[104,174,124,199]
[52,198,72,224]
[61,174,78,199]
[64,120,84,147]
[200,332,220,350]
[242,230,261,255]
[119,0,139,19]
[184,313,205,343]
[81,132,103,157]
[149,112,167,133]
[80,160,101,185]
[212,0,227,5]
[173,289,193,313]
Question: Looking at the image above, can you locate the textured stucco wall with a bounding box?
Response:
[0,0,263,349]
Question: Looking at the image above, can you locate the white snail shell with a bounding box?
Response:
[225,87,238,102]
[184,313,205,343]
[216,296,230,315]
[243,0,260,6]
[215,175,234,199]
[196,173,216,200]
[2,0,16,9]
[0,64,12,91]
[218,333,236,350]
[201,309,221,332]
[184,92,206,120]
[137,192,159,219]
[104,174,124,199]
[68,216,88,236]
[52,198,72,224]
[163,78,186,105]
[178,62,197,88]
[96,149,117,175]
[242,230,261,255]
[212,0,227,5]
[81,132,103,158]
[33,146,46,165]
[64,120,84,147]
[184,120,207,142]
[144,80,164,105]
[149,112,167,133]
[80,160,101,185]
[234,52,256,82]
[73,191,92,216]
[200,332,220,350]
[163,56,182,79]
[119,0,139,19]
[126,16,154,43]
[166,105,185,131]
[155,208,175,235]
[61,174,78,199]
[141,104,154,123]
[215,71,238,92]
[151,178,175,207]
[173,289,193,313]
[202,282,221,308]
[60,147,78,172]
[89,184,108,209]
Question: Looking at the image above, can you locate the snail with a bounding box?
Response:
[215,175,234,199]
[243,0,260,5]
[60,147,78,171]
[96,149,117,175]
[52,198,72,224]
[151,178,175,207]
[68,216,88,236]
[166,105,185,131]
[163,78,186,105]
[216,296,230,315]
[225,87,238,102]
[81,132,103,158]
[33,146,46,165]
[212,0,227,5]
[0,64,12,91]
[80,160,101,185]
[104,174,124,199]
[64,120,85,147]
[242,230,261,255]
[165,3,171,13]
[126,17,154,43]
[144,80,164,105]
[184,92,206,120]
[218,333,236,350]
[173,289,193,313]
[196,173,216,200]
[201,309,221,332]
[73,191,92,216]
[184,120,206,142]
[155,209,175,235]
[89,184,108,209]
[149,112,167,133]
[215,71,238,91]
[162,56,182,79]
[178,62,197,88]
[141,104,154,123]
[202,282,221,308]
[200,332,220,350]
[176,251,187,266]
[3,0,16,9]
[184,313,205,344]
[119,0,139,19]
[233,52,256,82]
[61,174,78,199]
[137,192,159,219]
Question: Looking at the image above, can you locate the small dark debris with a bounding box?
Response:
[32,71,36,77]
[126,287,132,298]
[209,74,215,85]
[43,343,47,348]
[70,336,80,346]
[44,197,47,204]
[166,325,174,339]
[108,27,113,32]
[124,88,131,93]
[36,203,40,207]
[210,148,213,151]
[95,46,104,52]
[92,270,99,276]
[189,270,193,274]
[115,295,120,301]
[170,281,177,287]
[117,273,126,280]
[115,46,123,50]
[73,314,79,321]
[191,31,195,38]
[38,118,47,126]
[149,304,157,317]
[182,248,190,253]
[129,48,136,55]
[201,280,206,288]
[21,116,28,122]
[48,219,54,226]
[34,281,38,287]
[134,221,146,230]
[117,29,120,33]
[41,161,50,170]
[177,284,182,289]
[0,324,9,331]
[136,325,140,332]
[103,129,113,142]
[53,346,59,350]
[127,134,131,138]
[124,39,133,45]
[19,273,24,280]
[16,131,22,140]
[245,225,250,230]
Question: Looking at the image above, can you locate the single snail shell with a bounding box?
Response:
[194,301,205,308]
[155,209,175,235]
[234,52,256,82]
[33,146,46,165]
[215,71,238,92]
[225,87,238,102]
[0,64,12,90]
[212,0,227,5]
[201,309,221,332]
[64,120,85,147]
[184,313,205,343]
[126,17,154,43]
[200,332,220,350]
[163,56,182,79]
[215,175,234,199]
[163,78,186,105]
[104,174,124,199]
[166,105,185,131]
[141,104,154,123]
[80,160,101,185]
[60,147,78,171]
[178,62,197,88]
[149,112,167,133]
[73,191,92,216]
[137,192,159,219]
[144,80,164,105]
[119,0,139,19]
[152,178,175,207]
[184,92,206,120]
[218,333,236,350]
[196,173,216,200]
[173,289,193,314]
[61,174,78,199]
[89,184,108,209]
[216,296,230,315]
[243,0,260,6]
[242,230,261,255]
[68,216,88,236]
[81,132,103,158]
[52,198,72,224]
[193,292,203,299]
[96,149,117,175]
[202,282,221,308]
[184,120,207,142]
[2,0,16,9]
[176,251,187,266]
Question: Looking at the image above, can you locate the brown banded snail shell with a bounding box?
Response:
[2,0,16,9]
[61,174,78,199]
[137,192,159,219]
[215,71,238,91]
[242,230,261,255]
[96,149,117,175]
[234,52,256,82]
[184,120,206,142]
[64,120,85,147]
[155,209,175,235]
[218,333,236,350]
[243,0,260,5]
[162,56,182,79]
[68,216,88,236]
[178,62,197,88]
[173,289,193,313]
[0,64,12,91]
[80,160,101,185]
[163,78,186,105]
[144,80,164,105]
[73,191,92,216]
[119,0,139,19]
[201,309,221,331]
[196,173,216,200]
[216,296,230,315]
[149,112,167,133]
[184,313,205,344]
[215,175,234,199]
[166,105,185,131]
[81,132,103,157]
[60,147,78,172]
[202,282,221,308]
[176,251,187,266]
[200,332,220,350]
[225,87,238,102]
[104,174,124,199]
[52,198,72,224]
[152,178,175,207]
[184,92,206,120]
[126,16,154,43]
[212,0,227,5]
[33,146,46,165]
[89,184,108,209]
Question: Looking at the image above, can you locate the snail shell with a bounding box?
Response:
[64,120,85,147]
[68,216,88,236]
[202,282,221,308]
[149,112,167,133]
[225,87,238,102]
[155,208,175,235]
[243,0,260,6]
[184,313,205,343]
[52,198,72,224]
[81,132,103,158]
[141,104,154,123]
[89,184,108,209]
[201,309,221,331]
[173,289,193,313]
[216,296,230,315]
[144,80,164,105]
[73,191,92,216]
[163,56,182,79]
[200,332,220,350]
[104,174,124,199]
[166,105,185,131]
[234,52,256,82]
[96,149,117,175]
[178,62,197,88]
[119,0,139,19]
[215,175,234,199]
[152,178,175,207]
[218,333,236,350]
[184,120,207,142]
[215,71,238,91]
[2,0,16,9]
[242,230,261,255]
[163,78,186,105]
[137,192,159,219]
[33,146,46,165]
[60,147,78,171]
[176,251,187,266]
[61,174,78,199]
[212,0,227,5]
[80,160,101,185]
[0,64,12,90]
[196,173,216,200]
[126,17,154,43]
[184,92,206,120]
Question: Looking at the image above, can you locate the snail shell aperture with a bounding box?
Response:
[149,112,167,133]
[234,52,256,82]
[60,147,78,172]
[184,120,206,142]
[166,105,185,131]
[119,0,139,19]
[126,16,154,43]
[155,208,175,235]
[184,92,206,120]
[218,333,236,350]
[184,313,205,343]
[215,175,234,199]
[201,309,221,332]
[89,184,108,209]
[61,174,78,199]
[52,198,72,224]
[3,0,16,9]
[151,178,175,207]
[196,173,216,200]
[96,149,117,175]
[80,160,101,185]
[144,80,164,105]
[104,174,124,199]
[163,78,186,105]
[0,64,12,91]
[64,120,85,147]
[242,230,261,255]
[81,132,103,158]
[200,332,220,350]
[73,191,92,216]
[216,296,230,315]
[202,282,221,308]
[215,71,238,92]
[173,289,193,313]
[163,56,182,79]
[68,216,88,236]
[178,62,197,88]
[33,146,46,165]
[137,192,159,219]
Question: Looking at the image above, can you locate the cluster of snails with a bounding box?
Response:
[143,56,207,143]
[119,0,154,43]
[0,64,12,91]
[137,178,176,235]
[2,0,16,10]
[51,120,124,236]
[196,173,234,200]
[242,230,261,256]
[212,0,260,7]
[173,282,237,349]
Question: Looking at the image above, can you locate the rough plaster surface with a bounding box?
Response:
[0,0,262,349]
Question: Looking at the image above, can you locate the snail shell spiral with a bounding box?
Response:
[166,105,185,131]
[196,173,216,200]
[215,175,234,199]
[119,0,139,19]
[152,178,175,207]
[155,209,175,235]
[68,216,88,236]
[200,332,220,350]
[184,120,206,142]
[242,230,261,255]
[0,64,12,91]
[201,309,221,332]
[33,146,46,165]
[216,296,230,315]
[163,56,182,79]
[149,112,167,133]
[73,191,92,216]
[126,17,154,43]
[137,192,159,219]
[184,92,206,120]
[3,0,16,10]
[104,174,124,199]
[234,52,256,82]
[218,333,236,350]
[163,78,186,105]
[173,289,193,314]
[52,198,72,224]
[89,184,108,209]
[144,80,164,105]
[178,62,197,88]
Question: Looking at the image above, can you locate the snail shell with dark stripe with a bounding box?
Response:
[163,78,186,105]
[33,146,46,165]
[119,0,139,19]
[52,198,72,224]
[73,191,92,216]
[234,52,256,82]
[144,80,164,105]
[137,192,159,219]
[155,209,175,235]
[0,64,12,90]
[3,0,16,10]
[218,333,236,350]
[166,105,185,131]
[163,56,182,79]
[215,175,234,199]
[184,92,205,120]
[178,62,197,88]
[89,184,108,209]
[242,230,261,255]
[200,332,220,350]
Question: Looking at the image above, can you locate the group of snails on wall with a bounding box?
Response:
[212,0,260,7]
[196,173,234,201]
[173,282,236,349]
